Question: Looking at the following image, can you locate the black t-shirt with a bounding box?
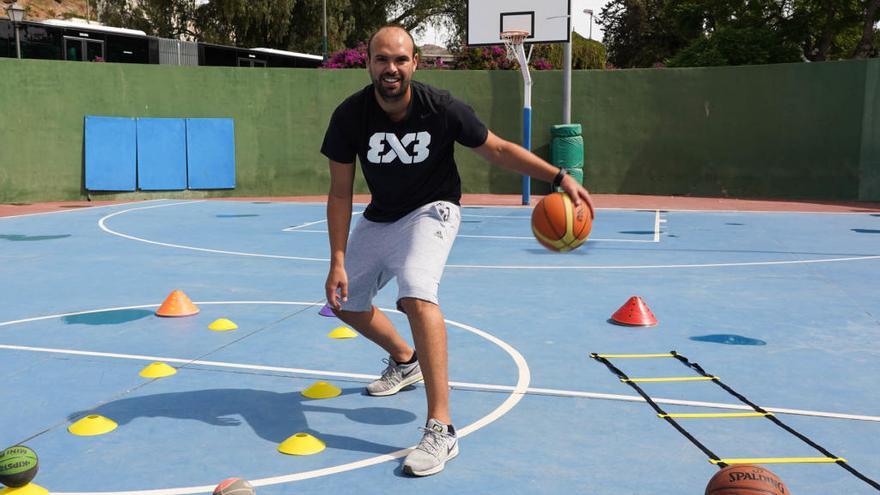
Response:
[321,80,489,222]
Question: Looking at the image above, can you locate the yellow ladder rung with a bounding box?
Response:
[659,412,772,419]
[622,376,718,383]
[593,353,674,359]
[710,457,846,465]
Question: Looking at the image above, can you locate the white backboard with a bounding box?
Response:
[467,0,571,46]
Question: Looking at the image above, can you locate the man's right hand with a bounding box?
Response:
[325,265,349,311]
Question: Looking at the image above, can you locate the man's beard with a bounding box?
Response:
[372,73,409,102]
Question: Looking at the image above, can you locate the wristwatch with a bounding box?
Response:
[552,168,567,189]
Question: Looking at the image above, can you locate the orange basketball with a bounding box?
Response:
[531,192,592,252]
[705,465,789,495]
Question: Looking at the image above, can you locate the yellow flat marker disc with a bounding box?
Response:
[0,483,49,495]
[139,362,177,378]
[327,326,357,339]
[208,318,238,331]
[68,415,118,436]
[301,381,342,399]
[711,457,846,465]
[278,433,326,456]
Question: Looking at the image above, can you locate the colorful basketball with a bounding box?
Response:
[531,192,592,252]
[705,464,788,495]
[0,445,39,488]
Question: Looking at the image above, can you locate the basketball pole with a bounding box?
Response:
[516,43,532,205]
[563,39,572,124]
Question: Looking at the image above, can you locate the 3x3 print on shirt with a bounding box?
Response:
[367,131,432,164]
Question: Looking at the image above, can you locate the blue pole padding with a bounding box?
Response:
[522,106,532,205]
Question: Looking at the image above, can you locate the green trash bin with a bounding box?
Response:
[551,123,584,190]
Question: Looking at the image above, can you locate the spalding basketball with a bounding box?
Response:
[705,464,789,495]
[531,192,592,252]
[213,478,255,495]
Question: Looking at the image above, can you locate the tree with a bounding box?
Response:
[280,0,467,55]
[851,0,880,58]
[530,32,608,70]
[598,0,691,67]
[195,0,295,47]
[667,0,802,66]
[790,0,865,61]
[138,0,199,39]
[599,0,878,67]
[389,0,466,45]
[91,0,197,39]
[284,0,355,54]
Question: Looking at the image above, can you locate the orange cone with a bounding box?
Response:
[610,296,657,326]
[156,290,199,317]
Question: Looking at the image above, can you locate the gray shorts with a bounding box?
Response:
[341,201,461,312]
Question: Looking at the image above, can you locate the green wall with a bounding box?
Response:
[0,57,878,202]
[859,59,880,200]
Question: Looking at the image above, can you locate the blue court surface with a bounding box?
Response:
[2,199,879,494]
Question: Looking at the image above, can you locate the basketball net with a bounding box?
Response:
[500,30,529,67]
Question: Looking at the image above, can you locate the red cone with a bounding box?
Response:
[610,296,658,327]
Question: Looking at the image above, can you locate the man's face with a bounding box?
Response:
[368,28,418,103]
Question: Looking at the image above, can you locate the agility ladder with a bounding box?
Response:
[590,351,880,491]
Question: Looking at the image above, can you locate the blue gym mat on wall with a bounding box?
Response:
[186,118,236,190]
[136,118,188,191]
[84,116,137,191]
[85,116,235,192]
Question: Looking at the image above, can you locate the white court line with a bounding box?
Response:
[463,213,530,218]
[133,199,878,215]
[457,234,656,243]
[96,201,880,269]
[256,203,880,215]
[284,208,661,243]
[0,343,875,423]
[458,234,657,243]
[654,209,662,243]
[98,201,328,262]
[282,211,364,232]
[581,207,880,215]
[284,229,658,243]
[0,302,531,495]
[460,208,661,243]
[0,199,167,220]
[281,218,333,231]
[445,255,880,270]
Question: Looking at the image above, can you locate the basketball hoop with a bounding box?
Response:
[470,1,570,206]
[500,30,529,62]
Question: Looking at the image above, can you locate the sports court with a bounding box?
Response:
[2,195,880,494]
[3,0,880,493]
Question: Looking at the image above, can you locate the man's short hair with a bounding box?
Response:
[367,24,416,59]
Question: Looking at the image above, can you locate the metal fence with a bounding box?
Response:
[157,37,198,66]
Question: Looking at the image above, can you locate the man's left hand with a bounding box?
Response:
[560,175,595,219]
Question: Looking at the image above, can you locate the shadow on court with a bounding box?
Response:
[63,309,154,326]
[0,233,71,241]
[67,387,417,455]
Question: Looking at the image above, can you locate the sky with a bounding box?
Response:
[413,0,606,47]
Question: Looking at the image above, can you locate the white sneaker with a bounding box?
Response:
[366,355,423,396]
[403,419,459,476]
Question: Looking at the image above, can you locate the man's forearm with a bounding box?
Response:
[482,138,560,184]
[326,193,352,268]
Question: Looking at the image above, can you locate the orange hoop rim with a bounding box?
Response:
[500,30,530,44]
